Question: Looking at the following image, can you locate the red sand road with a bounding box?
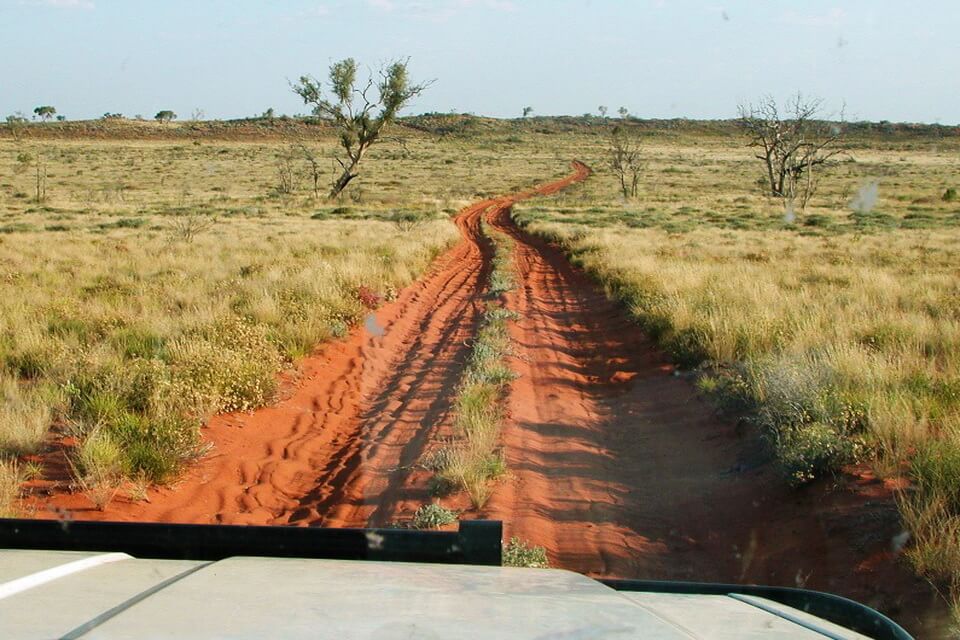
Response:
[31,161,947,636]
[32,163,590,528]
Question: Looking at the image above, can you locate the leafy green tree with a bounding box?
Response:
[522,106,533,118]
[155,110,177,123]
[33,106,56,121]
[293,58,430,199]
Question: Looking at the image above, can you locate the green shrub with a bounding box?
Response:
[503,537,550,568]
[776,423,865,486]
[410,503,458,529]
[168,318,280,414]
[944,188,958,202]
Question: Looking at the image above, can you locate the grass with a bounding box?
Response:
[0,219,456,490]
[432,222,517,508]
[507,121,960,615]
[0,375,54,455]
[0,459,23,517]
[0,135,469,509]
[2,117,959,610]
[0,119,577,511]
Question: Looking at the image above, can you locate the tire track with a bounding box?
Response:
[37,167,588,528]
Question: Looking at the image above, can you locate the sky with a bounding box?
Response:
[1,0,958,124]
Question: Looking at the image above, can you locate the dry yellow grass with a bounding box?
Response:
[512,121,960,613]
[2,117,959,610]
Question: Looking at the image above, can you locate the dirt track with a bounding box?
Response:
[38,163,590,528]
[35,162,946,635]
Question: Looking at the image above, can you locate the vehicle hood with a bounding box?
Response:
[0,550,872,639]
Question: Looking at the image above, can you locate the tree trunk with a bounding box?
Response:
[329,160,360,198]
[328,150,365,199]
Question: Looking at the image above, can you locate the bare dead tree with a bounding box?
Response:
[274,146,301,196]
[390,211,423,233]
[292,58,431,199]
[14,146,48,203]
[608,125,643,199]
[295,140,324,199]
[738,94,846,214]
[172,213,215,243]
[34,149,47,202]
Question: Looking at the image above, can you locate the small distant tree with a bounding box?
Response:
[522,106,534,118]
[15,147,48,202]
[618,106,629,119]
[56,115,66,122]
[103,112,123,120]
[155,110,177,123]
[34,106,56,121]
[172,213,215,243]
[262,107,275,120]
[5,113,28,143]
[598,105,608,118]
[293,57,431,199]
[190,108,205,122]
[273,146,301,196]
[295,140,324,199]
[608,125,643,199]
[738,93,846,214]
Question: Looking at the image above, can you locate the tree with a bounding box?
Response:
[5,113,28,143]
[155,110,177,123]
[262,107,275,120]
[56,115,66,122]
[618,106,629,119]
[33,106,56,121]
[598,105,608,118]
[295,140,324,199]
[608,125,643,199]
[738,93,845,214]
[522,106,534,118]
[293,58,430,199]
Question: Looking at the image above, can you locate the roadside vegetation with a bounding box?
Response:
[410,503,458,529]
[512,116,960,614]
[0,115,583,511]
[2,114,958,609]
[430,222,517,508]
[0,217,455,495]
[503,537,550,568]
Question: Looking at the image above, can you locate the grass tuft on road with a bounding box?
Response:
[433,221,517,508]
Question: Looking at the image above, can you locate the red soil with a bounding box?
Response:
[27,161,947,636]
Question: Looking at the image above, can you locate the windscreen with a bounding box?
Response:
[1,2,957,637]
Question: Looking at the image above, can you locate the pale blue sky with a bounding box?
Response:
[1,1,958,123]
